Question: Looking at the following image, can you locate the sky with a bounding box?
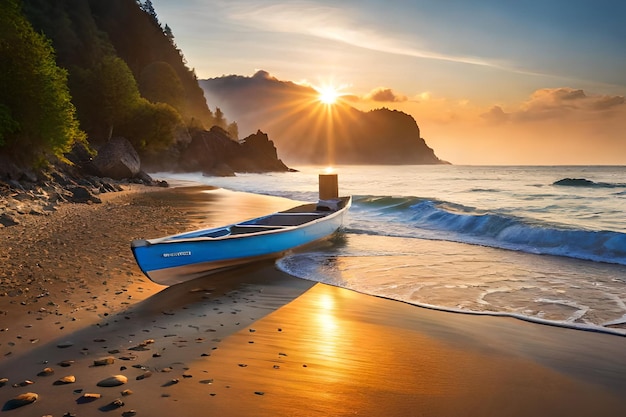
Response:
[150,0,626,165]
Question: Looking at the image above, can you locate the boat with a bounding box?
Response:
[131,195,351,286]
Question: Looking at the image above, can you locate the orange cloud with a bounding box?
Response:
[373,87,626,164]
[364,87,407,103]
[481,88,625,123]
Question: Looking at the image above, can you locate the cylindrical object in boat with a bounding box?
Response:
[319,173,339,200]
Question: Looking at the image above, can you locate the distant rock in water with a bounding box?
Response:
[553,178,626,188]
[553,178,597,187]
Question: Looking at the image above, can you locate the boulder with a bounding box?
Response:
[92,137,141,180]
[68,186,101,204]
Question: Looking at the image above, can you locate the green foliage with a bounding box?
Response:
[0,104,19,146]
[0,0,85,164]
[71,55,142,141]
[97,56,143,131]
[118,99,183,152]
[88,0,215,128]
[139,61,185,113]
[6,0,235,170]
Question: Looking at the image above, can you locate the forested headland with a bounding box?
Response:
[0,0,262,182]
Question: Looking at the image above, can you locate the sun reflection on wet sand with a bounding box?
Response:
[172,282,626,416]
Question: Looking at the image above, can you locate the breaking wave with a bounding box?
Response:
[348,195,626,266]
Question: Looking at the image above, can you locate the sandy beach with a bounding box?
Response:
[1,185,626,417]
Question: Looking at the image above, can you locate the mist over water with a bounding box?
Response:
[155,165,626,335]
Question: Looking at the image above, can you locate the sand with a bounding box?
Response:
[1,185,625,416]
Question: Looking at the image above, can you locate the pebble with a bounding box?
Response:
[59,360,74,367]
[78,392,102,403]
[93,356,115,366]
[136,371,152,380]
[97,375,128,387]
[109,398,125,408]
[57,341,74,348]
[12,379,34,387]
[162,378,179,387]
[4,392,38,409]
[56,375,76,384]
[38,367,54,376]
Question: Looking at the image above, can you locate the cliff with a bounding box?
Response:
[200,71,446,165]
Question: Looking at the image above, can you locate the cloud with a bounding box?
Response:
[364,87,407,103]
[224,1,506,70]
[481,88,625,123]
[480,106,509,124]
[252,69,276,80]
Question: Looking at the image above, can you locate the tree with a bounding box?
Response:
[72,55,142,141]
[140,0,158,24]
[138,61,185,114]
[0,0,85,164]
[117,99,183,152]
[164,24,174,43]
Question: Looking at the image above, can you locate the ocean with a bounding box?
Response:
[155,165,626,336]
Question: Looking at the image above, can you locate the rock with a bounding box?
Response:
[239,130,290,172]
[553,178,596,187]
[110,398,124,408]
[179,127,290,176]
[97,375,128,387]
[2,392,38,410]
[57,341,74,348]
[93,356,115,366]
[136,371,152,380]
[68,185,101,204]
[12,380,34,387]
[37,367,54,376]
[77,393,101,403]
[56,375,76,384]
[92,137,141,180]
[98,398,125,412]
[0,214,18,227]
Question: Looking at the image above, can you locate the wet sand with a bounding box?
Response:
[1,185,625,416]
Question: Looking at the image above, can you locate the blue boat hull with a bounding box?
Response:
[131,196,351,285]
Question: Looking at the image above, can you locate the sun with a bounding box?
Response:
[316,85,341,105]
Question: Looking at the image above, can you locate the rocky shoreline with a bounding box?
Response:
[0,171,167,228]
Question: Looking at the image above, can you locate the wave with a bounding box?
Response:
[349,195,626,266]
[553,177,626,188]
